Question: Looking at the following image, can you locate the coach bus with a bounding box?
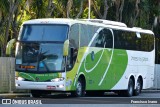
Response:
[15,18,155,97]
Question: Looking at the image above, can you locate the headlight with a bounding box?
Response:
[51,77,64,82]
[16,77,24,81]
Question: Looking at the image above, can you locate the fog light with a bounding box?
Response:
[57,84,64,88]
[16,84,20,87]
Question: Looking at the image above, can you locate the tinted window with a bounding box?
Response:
[87,25,99,45]
[80,24,90,47]
[91,28,113,48]
[114,30,154,51]
[103,29,113,48]
[20,24,68,42]
[16,43,65,72]
[69,24,79,48]
[114,30,135,50]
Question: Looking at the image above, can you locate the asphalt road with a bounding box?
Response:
[0,91,160,107]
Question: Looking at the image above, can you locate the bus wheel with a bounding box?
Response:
[72,78,85,97]
[31,90,41,98]
[133,78,142,96]
[125,78,134,97]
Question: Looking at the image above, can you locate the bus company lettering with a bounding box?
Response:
[131,56,148,62]
[11,99,42,104]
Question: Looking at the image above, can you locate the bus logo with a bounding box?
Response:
[2,99,11,104]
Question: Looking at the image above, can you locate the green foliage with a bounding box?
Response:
[30,0,48,18]
[82,7,96,19]
[0,0,9,14]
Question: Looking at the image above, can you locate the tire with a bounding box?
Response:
[71,78,85,97]
[133,78,142,96]
[31,90,41,98]
[125,78,134,97]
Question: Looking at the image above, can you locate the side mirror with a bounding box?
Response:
[63,39,69,56]
[6,38,16,57]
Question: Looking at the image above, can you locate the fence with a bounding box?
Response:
[0,57,27,93]
[0,57,160,93]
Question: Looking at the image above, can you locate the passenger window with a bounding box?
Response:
[91,28,113,48]
[69,24,79,49]
[80,24,89,47]
[103,29,113,48]
[114,29,154,52]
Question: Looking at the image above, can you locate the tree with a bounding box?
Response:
[92,0,109,19]
[0,0,21,56]
[112,0,125,22]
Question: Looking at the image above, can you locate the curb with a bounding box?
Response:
[0,93,30,98]
[0,90,160,97]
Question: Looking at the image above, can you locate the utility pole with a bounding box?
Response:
[88,0,91,19]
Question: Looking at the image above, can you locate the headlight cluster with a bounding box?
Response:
[51,77,64,82]
[15,77,24,81]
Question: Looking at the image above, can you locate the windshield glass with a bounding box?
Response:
[16,43,65,72]
[19,24,68,42]
[16,24,68,73]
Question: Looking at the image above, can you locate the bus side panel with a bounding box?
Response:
[112,50,155,90]
[66,47,88,91]
[66,47,129,91]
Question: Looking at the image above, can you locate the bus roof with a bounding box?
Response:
[23,18,154,35]
[23,18,77,25]
[82,19,127,27]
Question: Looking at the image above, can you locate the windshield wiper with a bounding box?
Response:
[37,48,50,72]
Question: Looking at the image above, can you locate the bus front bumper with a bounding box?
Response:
[15,80,66,91]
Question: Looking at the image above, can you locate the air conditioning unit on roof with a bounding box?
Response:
[83,19,127,27]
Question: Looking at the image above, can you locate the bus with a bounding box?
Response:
[15,18,155,97]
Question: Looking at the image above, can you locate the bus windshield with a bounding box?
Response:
[15,24,69,73]
[19,24,68,42]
